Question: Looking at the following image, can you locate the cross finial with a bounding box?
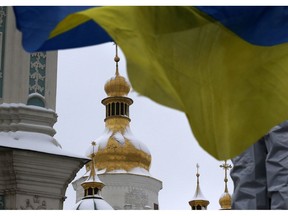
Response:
[220,160,232,192]
[90,141,97,181]
[196,163,200,177]
[91,141,96,156]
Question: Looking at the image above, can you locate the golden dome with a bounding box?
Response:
[87,44,151,176]
[219,192,232,210]
[94,136,151,172]
[86,118,151,174]
[104,74,131,97]
[104,45,130,97]
[219,160,232,210]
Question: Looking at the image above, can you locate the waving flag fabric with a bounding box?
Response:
[13,6,112,52]
[13,6,288,160]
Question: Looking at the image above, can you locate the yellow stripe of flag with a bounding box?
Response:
[53,6,288,160]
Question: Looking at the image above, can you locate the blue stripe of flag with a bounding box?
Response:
[196,6,288,46]
[13,6,113,52]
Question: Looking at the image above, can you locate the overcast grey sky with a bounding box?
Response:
[54,42,234,210]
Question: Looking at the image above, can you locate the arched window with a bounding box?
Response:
[93,188,99,194]
[27,95,45,107]
[87,188,93,196]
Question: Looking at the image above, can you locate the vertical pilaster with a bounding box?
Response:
[0,7,7,98]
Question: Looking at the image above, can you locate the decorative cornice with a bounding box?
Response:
[0,104,57,136]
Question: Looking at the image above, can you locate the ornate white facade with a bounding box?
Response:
[0,7,88,210]
[73,173,162,210]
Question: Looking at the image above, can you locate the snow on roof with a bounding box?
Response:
[192,184,208,201]
[85,128,112,156]
[0,131,88,160]
[0,103,55,112]
[85,126,151,157]
[113,132,125,145]
[104,167,151,177]
[74,196,114,210]
[124,127,150,154]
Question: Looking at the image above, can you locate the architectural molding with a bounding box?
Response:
[0,104,57,136]
[0,6,7,98]
[0,148,88,209]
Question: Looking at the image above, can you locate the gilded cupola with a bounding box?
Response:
[86,44,152,176]
[104,54,130,97]
[74,142,113,210]
[219,160,232,210]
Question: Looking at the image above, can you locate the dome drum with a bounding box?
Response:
[189,200,210,210]
[102,96,133,120]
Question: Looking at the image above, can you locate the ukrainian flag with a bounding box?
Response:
[13,6,288,160]
[13,6,112,52]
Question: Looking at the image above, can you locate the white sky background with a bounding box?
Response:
[54,42,234,210]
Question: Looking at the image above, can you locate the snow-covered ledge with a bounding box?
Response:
[0,103,57,136]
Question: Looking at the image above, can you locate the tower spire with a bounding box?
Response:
[189,164,210,210]
[219,160,232,210]
[103,44,131,98]
[74,142,113,210]
[81,142,104,194]
[114,43,120,76]
[89,141,97,182]
[196,163,200,188]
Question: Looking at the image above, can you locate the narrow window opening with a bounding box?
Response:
[87,188,93,196]
[112,102,115,115]
[116,102,120,115]
[121,103,124,115]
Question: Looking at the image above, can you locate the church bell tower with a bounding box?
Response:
[0,7,88,210]
[73,45,162,210]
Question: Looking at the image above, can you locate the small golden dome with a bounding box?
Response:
[219,192,232,210]
[104,44,131,97]
[104,74,131,97]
